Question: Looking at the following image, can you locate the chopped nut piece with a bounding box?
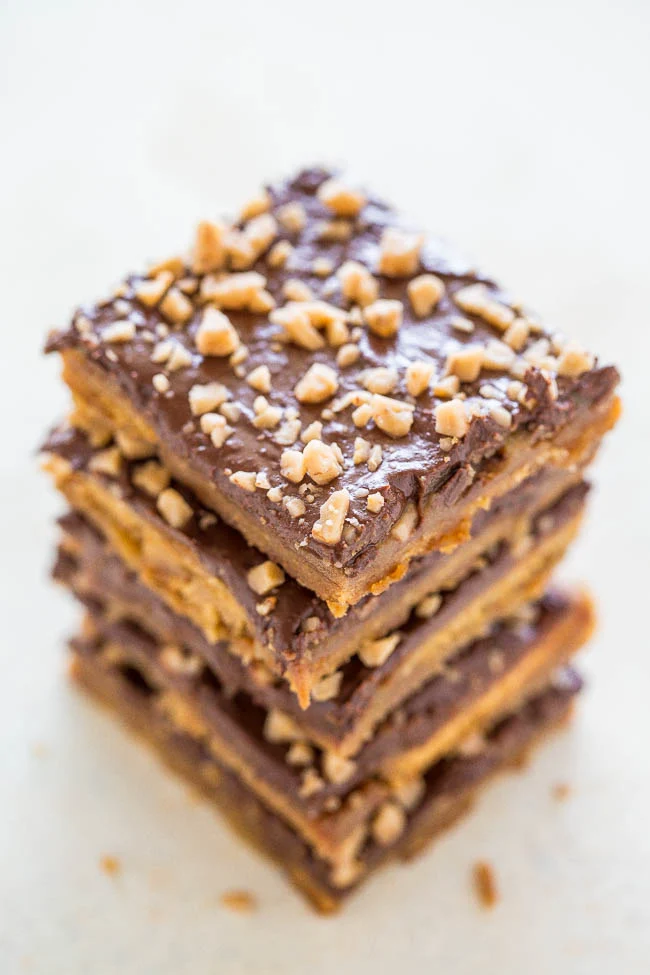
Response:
[251,396,281,431]
[195,306,240,357]
[330,859,364,889]
[271,304,324,351]
[89,446,122,477]
[366,492,385,512]
[323,751,357,785]
[301,421,323,443]
[299,768,325,798]
[406,360,435,397]
[362,367,398,395]
[407,273,445,317]
[115,431,155,460]
[312,257,333,277]
[302,439,342,485]
[152,373,170,393]
[358,632,401,668]
[264,709,302,743]
[372,801,406,846]
[363,445,381,474]
[435,398,469,438]
[189,381,230,416]
[239,188,271,221]
[372,394,415,438]
[284,496,306,518]
[267,239,293,268]
[482,338,516,371]
[317,178,366,217]
[317,219,353,242]
[433,374,460,399]
[364,299,403,338]
[283,278,313,302]
[156,488,193,529]
[312,489,350,546]
[160,645,202,676]
[557,340,594,378]
[148,255,185,279]
[504,317,530,351]
[445,344,484,382]
[378,228,423,277]
[311,671,343,703]
[134,271,173,307]
[247,560,286,595]
[294,363,339,404]
[280,448,306,483]
[102,320,135,344]
[246,365,272,393]
[160,287,193,325]
[352,402,373,428]
[336,343,360,368]
[229,213,277,269]
[353,437,371,465]
[488,403,512,428]
[393,776,426,810]
[200,413,234,448]
[454,283,515,331]
[450,315,475,334]
[200,271,267,311]
[415,591,442,618]
[132,460,170,497]
[337,260,379,307]
[229,470,257,492]
[286,742,314,766]
[391,502,418,541]
[192,220,226,274]
[166,342,193,372]
[276,201,307,234]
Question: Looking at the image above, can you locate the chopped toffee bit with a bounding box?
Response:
[445,345,484,382]
[372,394,414,438]
[276,200,307,233]
[220,890,258,913]
[358,632,401,668]
[472,860,499,909]
[407,273,445,317]
[366,492,385,512]
[134,272,174,307]
[299,768,326,798]
[435,398,469,438]
[246,560,286,595]
[229,471,257,492]
[302,439,342,484]
[192,220,226,274]
[195,306,240,357]
[454,283,515,331]
[88,446,122,478]
[378,228,423,277]
[263,709,302,743]
[311,671,343,702]
[189,381,230,416]
[156,488,193,529]
[317,178,366,217]
[312,489,350,545]
[160,287,193,325]
[286,741,314,766]
[131,460,171,497]
[102,320,135,344]
[152,372,170,393]
[240,188,271,221]
[372,802,406,846]
[294,363,339,403]
[415,591,443,618]
[363,299,403,338]
[246,364,272,393]
[405,360,435,397]
[322,751,357,785]
[99,855,121,877]
[337,260,379,307]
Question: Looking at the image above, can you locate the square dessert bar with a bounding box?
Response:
[44,425,588,712]
[66,586,589,910]
[46,168,620,613]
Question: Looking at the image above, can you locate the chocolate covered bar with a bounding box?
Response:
[41,166,619,911]
[46,168,620,614]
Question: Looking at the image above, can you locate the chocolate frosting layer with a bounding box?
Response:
[45,167,620,575]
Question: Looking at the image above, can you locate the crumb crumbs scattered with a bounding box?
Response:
[100,855,121,877]
[220,889,257,913]
[552,782,571,801]
[472,860,498,909]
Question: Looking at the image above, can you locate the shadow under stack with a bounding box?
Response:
[42,168,620,912]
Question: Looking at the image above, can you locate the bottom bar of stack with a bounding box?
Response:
[57,519,592,910]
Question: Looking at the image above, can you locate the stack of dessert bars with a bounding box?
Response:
[42,168,619,912]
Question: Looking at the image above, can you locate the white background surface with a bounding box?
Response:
[1,1,649,971]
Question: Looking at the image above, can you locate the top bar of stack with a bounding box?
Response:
[46,167,620,700]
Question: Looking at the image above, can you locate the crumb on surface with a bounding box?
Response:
[552,782,571,801]
[220,889,257,913]
[472,860,498,908]
[100,854,121,877]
